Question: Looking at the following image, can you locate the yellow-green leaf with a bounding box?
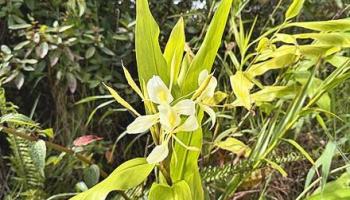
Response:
[288,19,350,32]
[282,138,315,165]
[230,71,254,110]
[103,83,140,116]
[164,17,185,87]
[181,0,233,96]
[135,0,169,85]
[215,137,251,157]
[285,0,305,20]
[264,159,288,177]
[71,158,154,200]
[122,66,144,99]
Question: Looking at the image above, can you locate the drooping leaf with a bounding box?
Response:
[135,0,169,85]
[181,0,233,96]
[71,158,155,200]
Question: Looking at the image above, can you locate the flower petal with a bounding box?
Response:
[126,114,158,134]
[175,115,199,132]
[198,70,209,86]
[201,104,216,129]
[173,99,196,116]
[147,76,173,104]
[200,77,217,100]
[146,143,169,164]
[158,105,181,131]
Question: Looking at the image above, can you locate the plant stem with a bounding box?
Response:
[159,162,172,185]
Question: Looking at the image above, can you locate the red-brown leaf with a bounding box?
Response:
[73,135,103,146]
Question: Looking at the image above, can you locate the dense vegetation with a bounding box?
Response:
[1,0,350,199]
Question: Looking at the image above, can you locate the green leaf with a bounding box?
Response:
[215,137,251,157]
[135,0,169,85]
[285,0,305,20]
[71,158,155,200]
[148,181,192,200]
[181,0,233,95]
[8,23,32,30]
[1,45,11,54]
[84,164,100,188]
[36,42,49,58]
[282,138,315,165]
[288,19,350,32]
[170,111,204,200]
[85,47,96,59]
[230,71,254,110]
[0,113,39,127]
[30,140,46,177]
[307,173,350,200]
[163,17,185,87]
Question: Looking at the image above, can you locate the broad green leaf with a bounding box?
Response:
[30,140,46,177]
[251,86,297,103]
[83,164,100,188]
[85,47,96,59]
[292,33,350,47]
[215,137,251,157]
[148,181,192,200]
[288,19,350,32]
[307,173,350,200]
[163,17,185,87]
[285,0,305,20]
[247,52,297,77]
[282,138,315,165]
[135,0,169,85]
[36,42,49,58]
[71,158,155,200]
[181,0,233,95]
[170,111,204,200]
[103,83,140,116]
[326,55,350,68]
[230,71,254,110]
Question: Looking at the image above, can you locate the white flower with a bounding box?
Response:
[146,143,169,164]
[127,76,197,134]
[196,70,218,129]
[126,76,199,164]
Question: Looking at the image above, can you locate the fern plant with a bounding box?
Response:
[0,88,45,200]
